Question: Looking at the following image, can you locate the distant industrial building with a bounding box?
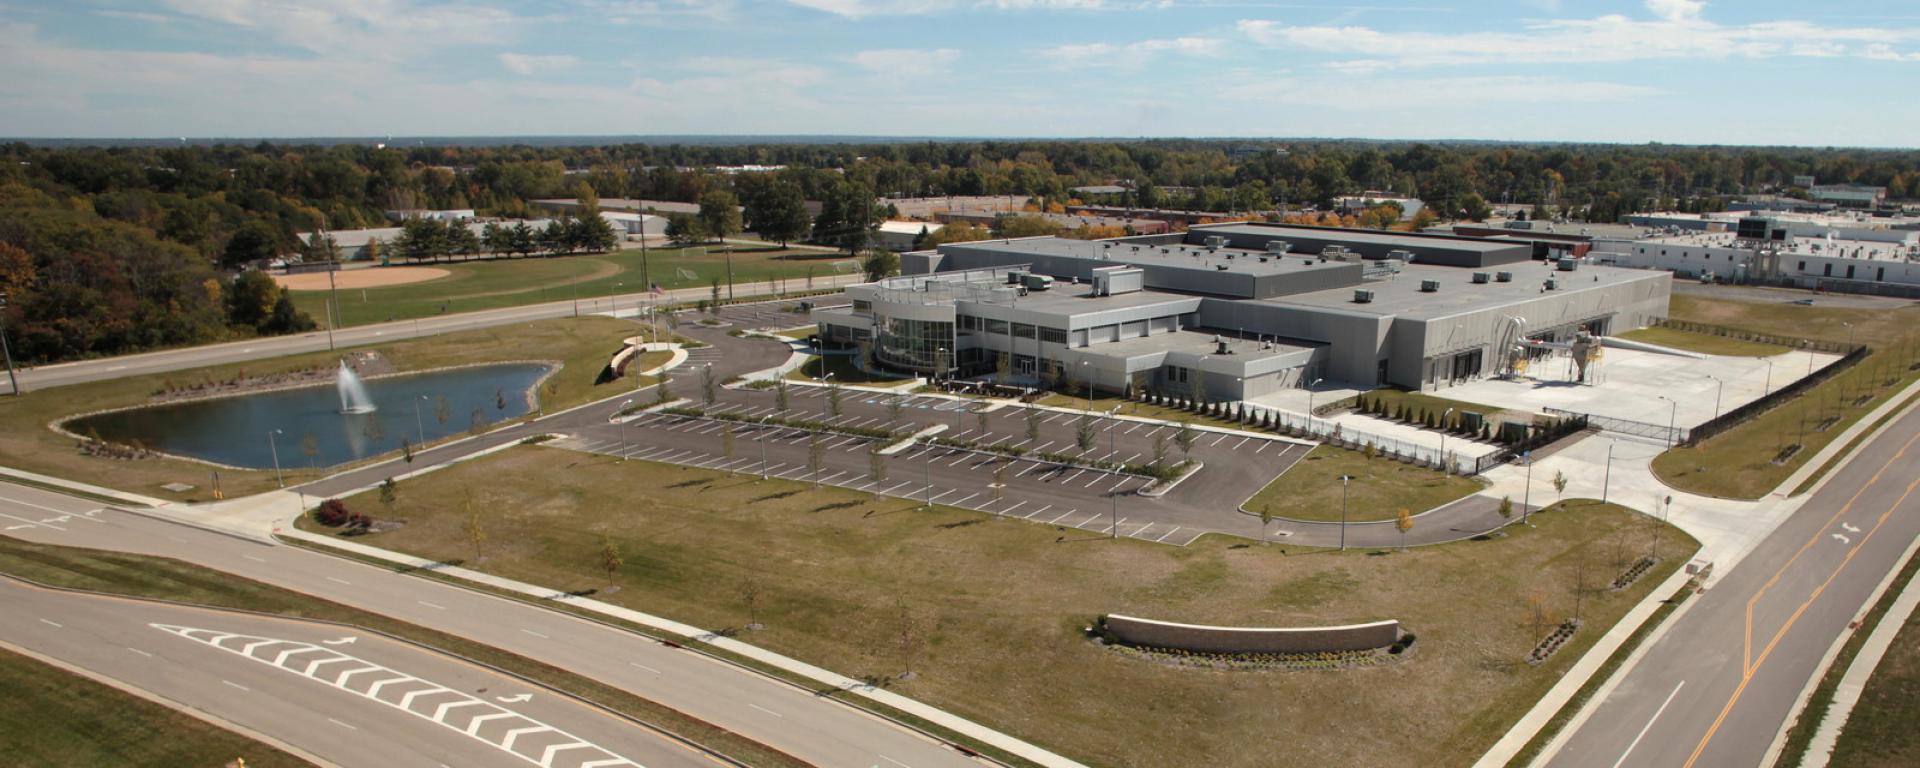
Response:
[877,220,944,252]
[1334,192,1426,221]
[814,223,1669,396]
[1597,223,1920,291]
[384,209,475,222]
[1811,184,1887,208]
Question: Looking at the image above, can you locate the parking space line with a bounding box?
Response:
[952,492,979,507]
[879,481,913,496]
[1000,500,1027,516]
[1024,504,1050,519]
[817,471,849,485]
[928,489,957,503]
[1047,509,1076,524]
[1062,469,1085,483]
[1107,474,1132,492]
[1155,526,1182,543]
[1234,437,1250,449]
[1083,471,1109,488]
[947,452,974,467]
[1078,511,1105,528]
[1124,422,1143,434]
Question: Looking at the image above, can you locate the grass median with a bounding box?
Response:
[0,647,312,768]
[309,445,1697,768]
[0,534,802,768]
[1617,326,1790,357]
[0,316,659,503]
[1651,293,1920,498]
[293,245,855,328]
[1242,444,1484,523]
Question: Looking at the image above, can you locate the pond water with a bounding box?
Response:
[67,363,552,470]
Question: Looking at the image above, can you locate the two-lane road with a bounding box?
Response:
[0,482,986,768]
[1546,405,1920,768]
[1,576,719,768]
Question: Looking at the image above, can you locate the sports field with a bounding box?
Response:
[289,244,860,327]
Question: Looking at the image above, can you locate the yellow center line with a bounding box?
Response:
[1684,434,1920,768]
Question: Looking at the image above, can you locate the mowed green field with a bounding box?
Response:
[291,245,859,327]
[315,447,1698,768]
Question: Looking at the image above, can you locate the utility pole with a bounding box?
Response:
[725,243,735,301]
[1339,474,1352,551]
[0,292,19,396]
[325,250,339,351]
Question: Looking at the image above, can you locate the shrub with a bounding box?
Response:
[313,499,352,527]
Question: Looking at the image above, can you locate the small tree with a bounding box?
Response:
[1362,442,1378,461]
[739,573,765,630]
[774,379,790,413]
[378,477,398,517]
[827,382,843,416]
[1152,431,1169,469]
[868,444,888,483]
[1395,507,1414,551]
[1570,556,1592,622]
[993,459,1009,500]
[400,437,415,464]
[975,410,990,436]
[722,425,736,460]
[1497,495,1514,521]
[598,535,623,589]
[808,432,827,484]
[1175,419,1197,459]
[1025,405,1041,442]
[709,279,722,310]
[1552,470,1569,500]
[895,602,924,680]
[655,375,673,405]
[1259,507,1273,545]
[887,394,904,426]
[1076,415,1096,453]
[701,364,718,404]
[463,491,486,563]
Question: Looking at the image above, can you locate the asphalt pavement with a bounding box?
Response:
[0,576,718,768]
[0,483,985,768]
[1543,402,1920,768]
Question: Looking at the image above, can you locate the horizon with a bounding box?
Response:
[2,1,1917,147]
[7,134,1917,151]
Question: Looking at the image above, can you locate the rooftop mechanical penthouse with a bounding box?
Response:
[813,222,1672,399]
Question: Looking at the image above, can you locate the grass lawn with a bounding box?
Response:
[1825,602,1920,767]
[0,534,803,768]
[319,446,1697,768]
[1616,326,1790,357]
[1242,445,1485,523]
[785,354,914,386]
[1355,388,1510,421]
[773,326,815,340]
[1650,294,1920,498]
[1032,393,1250,432]
[293,245,858,328]
[0,647,311,768]
[0,316,658,503]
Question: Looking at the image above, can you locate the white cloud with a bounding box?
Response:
[850,48,961,76]
[1217,74,1661,110]
[573,0,737,25]
[93,10,174,24]
[786,0,1118,19]
[1043,36,1223,67]
[498,53,580,76]
[160,0,520,57]
[1237,1,1920,69]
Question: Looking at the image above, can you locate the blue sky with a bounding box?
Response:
[2,1,1917,145]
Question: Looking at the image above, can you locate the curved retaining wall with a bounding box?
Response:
[1103,614,1399,654]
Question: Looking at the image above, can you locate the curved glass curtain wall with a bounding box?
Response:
[876,315,955,373]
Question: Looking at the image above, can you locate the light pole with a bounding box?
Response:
[923,440,933,510]
[1602,441,1614,504]
[757,415,773,479]
[618,398,633,460]
[1522,451,1534,524]
[1081,359,1093,412]
[267,429,285,488]
[1439,407,1455,474]
[413,395,427,446]
[1306,377,1325,433]
[1338,474,1352,551]
[1764,358,1774,397]
[0,291,18,396]
[1708,375,1724,419]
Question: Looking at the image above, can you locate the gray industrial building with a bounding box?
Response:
[813,223,1672,399]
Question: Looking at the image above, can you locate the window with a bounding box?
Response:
[853,300,872,313]
[984,318,1008,334]
[1039,326,1068,344]
[959,315,978,331]
[1012,323,1036,339]
[1798,260,1806,271]
[876,316,955,372]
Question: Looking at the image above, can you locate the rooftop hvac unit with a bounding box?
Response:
[1258,256,1270,263]
[1353,289,1375,303]
[1472,272,1491,284]
[1204,236,1228,249]
[1544,277,1558,290]
[1495,271,1514,282]
[1266,240,1294,254]
[1387,249,1416,262]
[1006,270,1027,285]
[1215,264,1230,270]
[1420,279,1440,293]
[1557,257,1580,271]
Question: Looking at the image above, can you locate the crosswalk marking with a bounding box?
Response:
[150,624,640,768]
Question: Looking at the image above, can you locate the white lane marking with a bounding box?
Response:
[242,554,267,563]
[328,717,358,731]
[152,623,641,767]
[928,489,956,503]
[39,618,62,628]
[749,703,784,718]
[0,511,64,531]
[325,576,351,585]
[1234,437,1250,449]
[1155,526,1182,543]
[1025,504,1052,519]
[878,481,913,496]
[222,679,250,692]
[521,629,549,639]
[947,452,974,467]
[1612,681,1686,768]
[1001,500,1027,516]
[952,492,979,507]
[1048,510,1076,524]
[418,601,447,610]
[629,662,661,674]
[127,647,153,657]
[1256,441,1270,454]
[879,754,913,768]
[1083,472,1108,488]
